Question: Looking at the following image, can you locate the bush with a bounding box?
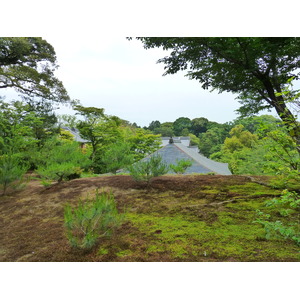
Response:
[64,189,122,250]
[101,142,134,174]
[128,155,169,185]
[36,138,91,183]
[169,159,192,174]
[254,190,300,246]
[37,163,83,183]
[0,154,27,195]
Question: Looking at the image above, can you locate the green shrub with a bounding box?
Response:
[36,138,91,183]
[169,159,192,174]
[128,155,169,185]
[64,189,122,250]
[0,154,27,195]
[101,142,134,174]
[37,163,83,183]
[254,190,300,246]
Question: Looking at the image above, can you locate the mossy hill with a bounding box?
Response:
[0,175,299,262]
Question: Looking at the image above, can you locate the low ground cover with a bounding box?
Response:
[0,175,299,261]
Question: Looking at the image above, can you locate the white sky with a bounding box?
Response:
[3,0,296,128]
[42,35,244,127]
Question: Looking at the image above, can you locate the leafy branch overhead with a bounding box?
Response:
[0,37,70,104]
[135,37,300,153]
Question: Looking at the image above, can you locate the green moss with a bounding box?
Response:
[116,249,133,257]
[146,244,165,253]
[125,201,300,261]
[227,183,280,196]
[98,248,109,255]
[169,242,189,258]
[114,177,300,261]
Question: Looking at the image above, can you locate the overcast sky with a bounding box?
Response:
[2,1,296,128]
[41,36,246,127]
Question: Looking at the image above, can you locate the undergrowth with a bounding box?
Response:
[254,190,300,246]
[64,189,122,250]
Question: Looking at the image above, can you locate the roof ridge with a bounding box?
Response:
[174,143,231,175]
[173,143,215,173]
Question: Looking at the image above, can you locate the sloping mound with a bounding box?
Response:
[0,175,299,262]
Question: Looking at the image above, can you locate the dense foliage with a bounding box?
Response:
[0,37,70,105]
[144,114,300,177]
[135,37,300,154]
[35,137,91,183]
[0,96,163,189]
[255,190,300,245]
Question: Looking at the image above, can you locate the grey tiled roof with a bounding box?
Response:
[175,143,231,175]
[161,136,191,146]
[61,127,89,143]
[142,143,232,175]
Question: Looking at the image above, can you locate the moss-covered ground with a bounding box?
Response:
[0,175,299,261]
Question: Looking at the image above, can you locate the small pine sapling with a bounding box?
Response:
[128,155,169,185]
[170,159,193,174]
[64,189,122,250]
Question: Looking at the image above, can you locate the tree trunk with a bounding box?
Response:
[272,96,300,155]
[262,77,300,156]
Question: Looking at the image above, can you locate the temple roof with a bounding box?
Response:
[61,126,88,143]
[142,142,232,175]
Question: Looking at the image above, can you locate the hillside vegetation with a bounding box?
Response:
[1,174,299,262]
[1,37,299,263]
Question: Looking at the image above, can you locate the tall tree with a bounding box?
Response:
[0,37,70,104]
[134,37,300,153]
[191,117,209,135]
[148,120,161,131]
[74,105,117,158]
[173,117,191,136]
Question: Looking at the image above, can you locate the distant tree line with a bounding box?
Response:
[144,114,299,176]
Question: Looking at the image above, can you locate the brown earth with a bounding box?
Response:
[0,174,299,262]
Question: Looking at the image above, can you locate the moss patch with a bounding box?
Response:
[1,175,299,262]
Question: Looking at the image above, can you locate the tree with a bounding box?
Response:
[153,122,174,136]
[36,138,91,183]
[233,115,281,134]
[210,125,259,174]
[173,117,191,136]
[125,128,161,161]
[64,190,122,250]
[57,114,78,129]
[101,142,134,174]
[262,127,300,174]
[0,154,27,195]
[0,100,48,155]
[198,125,230,157]
[74,105,117,159]
[148,120,161,131]
[224,125,258,151]
[0,37,70,104]
[191,117,209,136]
[188,133,200,146]
[135,38,300,153]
